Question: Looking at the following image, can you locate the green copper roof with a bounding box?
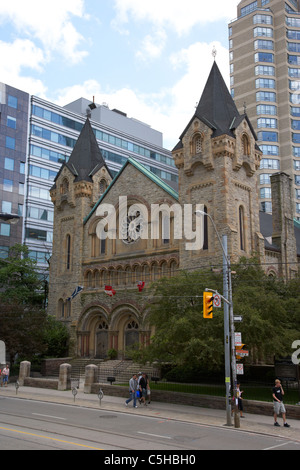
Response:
[84,157,178,225]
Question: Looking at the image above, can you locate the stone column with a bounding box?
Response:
[19,361,31,386]
[58,363,71,391]
[84,364,98,394]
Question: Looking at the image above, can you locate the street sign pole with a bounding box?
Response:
[222,235,232,426]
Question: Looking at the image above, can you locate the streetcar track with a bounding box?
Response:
[0,410,193,450]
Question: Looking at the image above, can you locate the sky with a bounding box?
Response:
[0,0,239,150]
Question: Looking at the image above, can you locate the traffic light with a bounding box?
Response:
[203,292,214,319]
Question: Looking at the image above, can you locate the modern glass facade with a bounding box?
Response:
[0,84,177,272]
[0,84,29,257]
[229,0,300,220]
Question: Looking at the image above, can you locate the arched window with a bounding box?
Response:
[191,133,203,154]
[242,134,250,156]
[66,235,71,270]
[239,206,245,251]
[60,178,69,195]
[99,179,107,195]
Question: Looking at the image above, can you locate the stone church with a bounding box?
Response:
[48,61,300,358]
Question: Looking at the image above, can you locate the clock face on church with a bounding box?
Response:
[121,212,144,244]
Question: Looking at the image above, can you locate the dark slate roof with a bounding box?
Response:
[173,61,259,151]
[52,118,112,188]
[259,211,300,256]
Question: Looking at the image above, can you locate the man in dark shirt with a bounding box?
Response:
[272,379,290,427]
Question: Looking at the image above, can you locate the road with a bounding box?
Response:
[0,396,300,452]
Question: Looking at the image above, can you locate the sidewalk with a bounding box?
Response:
[1,383,300,443]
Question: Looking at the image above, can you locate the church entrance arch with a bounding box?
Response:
[124,320,139,357]
[95,320,109,359]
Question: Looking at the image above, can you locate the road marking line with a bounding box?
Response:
[0,426,103,450]
[138,431,172,439]
[32,413,66,420]
[263,441,293,451]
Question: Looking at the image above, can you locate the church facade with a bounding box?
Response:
[48,62,299,358]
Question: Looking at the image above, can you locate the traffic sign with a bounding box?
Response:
[236,364,244,375]
[213,293,221,308]
[236,350,249,358]
[234,316,243,322]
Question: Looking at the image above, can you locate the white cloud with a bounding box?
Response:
[112,0,238,35]
[136,29,167,61]
[0,0,88,63]
[55,41,230,150]
[0,39,47,95]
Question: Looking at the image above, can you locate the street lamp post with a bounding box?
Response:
[195,210,240,428]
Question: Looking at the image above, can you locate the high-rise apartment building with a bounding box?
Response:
[229,0,300,220]
[0,85,177,272]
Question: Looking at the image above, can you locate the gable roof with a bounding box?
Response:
[52,118,112,188]
[84,157,179,225]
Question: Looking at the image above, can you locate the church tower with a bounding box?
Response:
[47,119,112,335]
[172,61,265,270]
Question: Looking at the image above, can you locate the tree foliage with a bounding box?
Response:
[132,257,300,371]
[0,244,69,363]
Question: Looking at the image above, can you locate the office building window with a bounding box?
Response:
[254,39,273,50]
[257,104,277,115]
[3,179,13,192]
[289,68,300,78]
[5,136,15,150]
[254,52,274,63]
[2,201,12,213]
[4,158,14,171]
[295,175,300,185]
[254,27,273,38]
[255,65,275,76]
[7,116,16,129]
[293,146,300,157]
[257,118,277,129]
[0,224,10,237]
[292,133,300,143]
[260,145,279,156]
[260,174,271,184]
[241,1,257,17]
[261,201,272,213]
[260,187,272,198]
[7,95,17,109]
[260,158,280,169]
[255,78,275,89]
[256,91,276,102]
[257,131,278,142]
[253,14,273,25]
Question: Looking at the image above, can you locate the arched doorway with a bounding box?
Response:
[95,320,109,359]
[124,320,139,357]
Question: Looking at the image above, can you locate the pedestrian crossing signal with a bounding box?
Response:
[203,292,214,319]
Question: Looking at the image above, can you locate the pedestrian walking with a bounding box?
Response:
[125,374,138,408]
[272,379,290,427]
[146,374,151,404]
[139,373,148,405]
[2,364,9,387]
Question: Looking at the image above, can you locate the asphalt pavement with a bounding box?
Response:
[1,382,300,444]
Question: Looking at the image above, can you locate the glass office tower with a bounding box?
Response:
[229,0,300,220]
[0,85,177,272]
[0,84,29,256]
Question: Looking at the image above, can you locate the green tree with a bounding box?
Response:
[0,244,44,306]
[132,258,300,371]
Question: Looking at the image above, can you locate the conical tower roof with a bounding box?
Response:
[65,118,110,182]
[173,61,256,151]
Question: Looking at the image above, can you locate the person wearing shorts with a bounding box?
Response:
[272,379,290,427]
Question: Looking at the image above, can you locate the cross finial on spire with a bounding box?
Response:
[212,46,217,60]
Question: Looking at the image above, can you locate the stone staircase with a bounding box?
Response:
[69,358,160,384]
